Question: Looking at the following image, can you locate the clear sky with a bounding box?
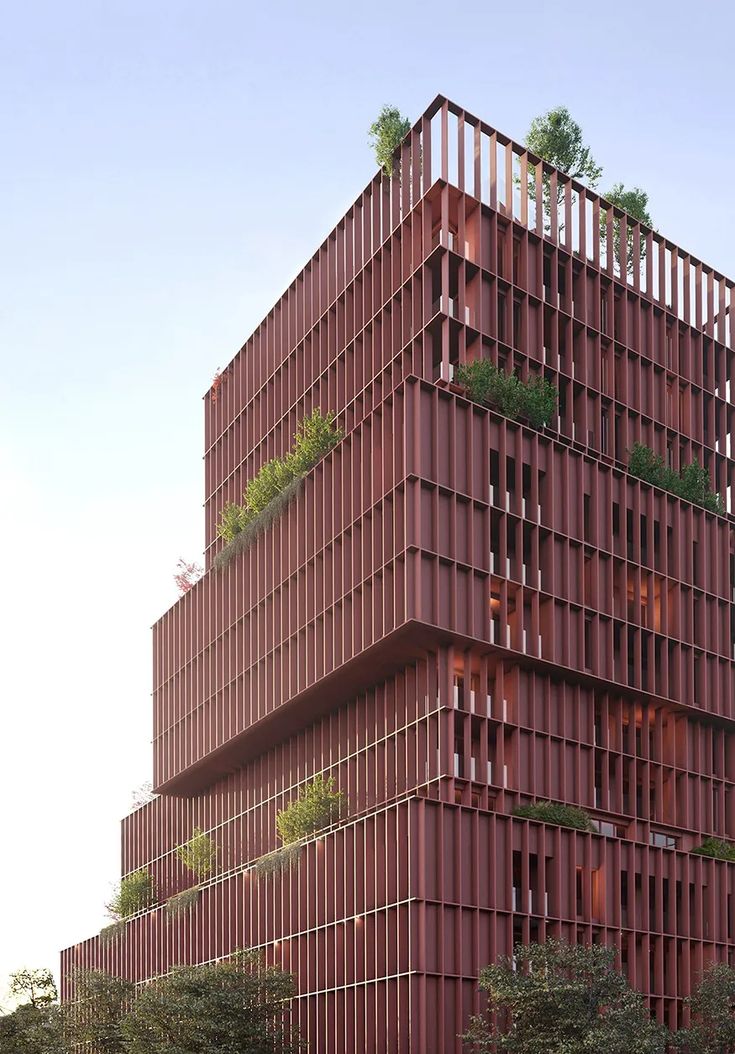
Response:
[1,0,734,998]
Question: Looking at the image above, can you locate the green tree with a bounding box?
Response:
[604,183,652,228]
[0,970,62,1054]
[368,105,411,177]
[525,107,603,186]
[276,774,346,845]
[464,939,670,1053]
[676,962,735,1053]
[602,183,653,274]
[524,107,602,233]
[0,1004,63,1054]
[176,827,218,882]
[106,868,155,920]
[8,970,57,1009]
[61,969,134,1054]
[120,951,298,1054]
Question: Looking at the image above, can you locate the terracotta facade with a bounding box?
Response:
[62,96,735,1051]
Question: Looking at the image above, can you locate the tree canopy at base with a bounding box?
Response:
[463,939,669,1054]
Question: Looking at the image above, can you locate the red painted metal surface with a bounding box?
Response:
[62,96,735,1050]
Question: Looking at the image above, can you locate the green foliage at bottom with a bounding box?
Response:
[121,951,299,1054]
[463,939,669,1053]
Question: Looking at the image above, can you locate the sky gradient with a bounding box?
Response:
[1,0,734,998]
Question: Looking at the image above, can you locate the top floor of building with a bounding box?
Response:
[200,95,735,560]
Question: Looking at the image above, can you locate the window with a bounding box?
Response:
[649,831,677,850]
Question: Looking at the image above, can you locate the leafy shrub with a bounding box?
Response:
[368,105,411,177]
[218,501,252,544]
[454,359,557,428]
[216,409,342,547]
[106,869,156,920]
[628,442,723,513]
[165,886,201,919]
[692,837,735,861]
[252,842,304,878]
[276,775,346,845]
[175,828,217,881]
[521,374,559,428]
[513,801,595,831]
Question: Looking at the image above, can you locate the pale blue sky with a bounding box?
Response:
[1,0,734,993]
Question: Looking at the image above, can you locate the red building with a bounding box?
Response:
[62,96,735,1052]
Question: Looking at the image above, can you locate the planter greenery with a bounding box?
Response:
[513,801,595,831]
[454,359,557,429]
[252,841,304,878]
[214,409,342,570]
[276,775,346,845]
[368,105,411,177]
[106,869,156,921]
[691,836,735,861]
[165,886,201,919]
[175,828,217,881]
[628,442,723,513]
[99,920,126,946]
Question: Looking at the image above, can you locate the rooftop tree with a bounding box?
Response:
[368,105,411,177]
[525,106,602,187]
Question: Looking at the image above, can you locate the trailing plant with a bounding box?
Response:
[513,800,595,831]
[106,869,155,921]
[368,105,411,177]
[276,774,346,845]
[165,886,201,919]
[252,841,304,878]
[175,827,217,881]
[628,442,723,513]
[454,359,557,429]
[214,409,342,568]
[99,921,126,946]
[214,477,303,571]
[691,836,735,862]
